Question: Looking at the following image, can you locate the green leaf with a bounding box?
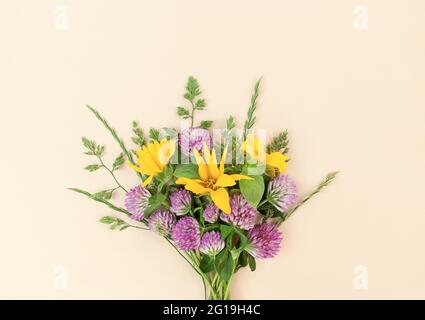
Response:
[157,165,174,182]
[214,248,228,274]
[157,181,165,192]
[110,218,125,230]
[144,193,167,218]
[84,164,102,172]
[180,76,206,127]
[239,175,265,208]
[200,255,215,273]
[238,251,249,268]
[248,254,256,272]
[199,207,205,226]
[195,99,206,110]
[220,224,233,240]
[245,163,266,176]
[82,137,104,156]
[184,76,201,102]
[149,128,160,141]
[267,130,289,154]
[226,116,235,131]
[177,106,191,119]
[164,165,174,179]
[99,216,115,224]
[243,78,261,138]
[226,232,234,249]
[99,216,129,231]
[95,145,105,157]
[234,227,248,250]
[82,137,96,153]
[174,164,200,179]
[230,248,240,260]
[220,251,234,282]
[199,120,213,129]
[112,153,125,171]
[92,189,114,200]
[131,121,145,147]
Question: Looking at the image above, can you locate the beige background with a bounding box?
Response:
[0,0,424,299]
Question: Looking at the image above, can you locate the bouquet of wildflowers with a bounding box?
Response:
[70,77,337,300]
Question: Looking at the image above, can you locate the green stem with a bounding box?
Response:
[68,188,212,298]
[68,188,129,216]
[190,101,195,127]
[98,156,128,193]
[166,239,216,300]
[127,224,149,230]
[224,276,233,300]
[278,171,339,226]
[258,199,268,207]
[223,253,239,300]
[68,187,149,227]
[86,105,143,180]
[212,273,218,287]
[189,251,218,300]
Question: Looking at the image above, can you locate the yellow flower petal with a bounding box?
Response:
[219,147,228,175]
[210,188,231,214]
[242,134,266,162]
[142,175,154,187]
[209,148,220,179]
[202,143,211,160]
[229,174,253,181]
[147,142,162,169]
[176,177,190,185]
[193,148,209,181]
[130,139,176,184]
[266,152,288,173]
[139,148,161,173]
[184,180,210,194]
[214,174,237,187]
[158,140,176,166]
[168,140,176,160]
[128,162,148,175]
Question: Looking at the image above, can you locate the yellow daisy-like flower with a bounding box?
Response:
[129,138,176,187]
[242,133,288,175]
[176,143,252,214]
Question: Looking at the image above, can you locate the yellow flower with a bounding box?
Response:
[129,138,176,187]
[242,133,288,175]
[176,143,252,214]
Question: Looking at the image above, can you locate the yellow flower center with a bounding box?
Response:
[205,178,217,190]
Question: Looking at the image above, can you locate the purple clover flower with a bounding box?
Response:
[172,216,201,251]
[267,174,297,213]
[170,188,192,216]
[125,185,151,221]
[220,194,257,230]
[148,210,176,237]
[247,223,283,259]
[179,127,211,157]
[203,204,220,223]
[199,231,225,256]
